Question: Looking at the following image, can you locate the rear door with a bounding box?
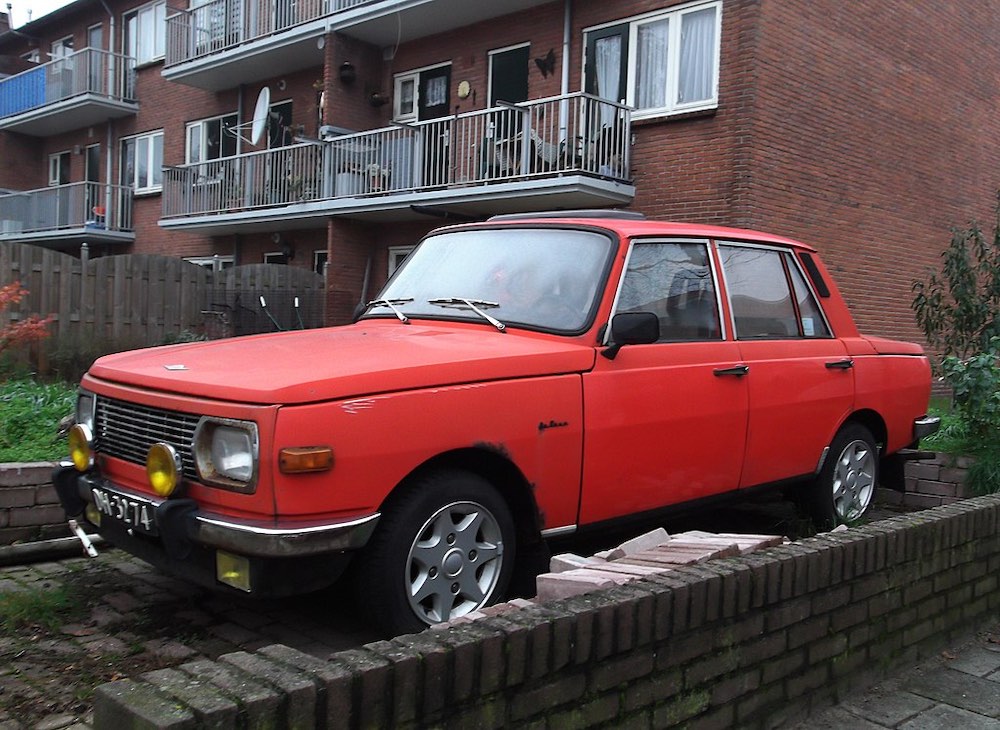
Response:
[717,242,854,487]
[580,238,748,524]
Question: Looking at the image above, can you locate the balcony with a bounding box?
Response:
[161,94,634,232]
[0,183,134,247]
[0,49,137,136]
[164,0,550,90]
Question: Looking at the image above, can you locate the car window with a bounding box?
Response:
[785,252,832,337]
[617,241,721,341]
[719,244,831,339]
[373,227,613,332]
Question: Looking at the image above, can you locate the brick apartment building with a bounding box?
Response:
[0,0,996,338]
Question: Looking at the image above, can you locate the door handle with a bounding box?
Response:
[825,359,854,370]
[714,365,750,377]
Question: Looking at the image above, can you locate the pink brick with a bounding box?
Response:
[604,528,670,560]
[535,570,618,601]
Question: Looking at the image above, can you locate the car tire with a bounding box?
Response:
[354,468,516,636]
[806,423,879,529]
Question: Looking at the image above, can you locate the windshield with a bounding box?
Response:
[369,227,614,332]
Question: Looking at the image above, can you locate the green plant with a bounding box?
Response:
[913,194,1000,359]
[0,378,76,462]
[0,583,73,632]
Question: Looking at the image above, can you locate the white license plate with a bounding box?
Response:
[91,487,158,535]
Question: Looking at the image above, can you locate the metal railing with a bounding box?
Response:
[0,49,136,120]
[163,93,631,218]
[166,0,368,66]
[0,183,133,235]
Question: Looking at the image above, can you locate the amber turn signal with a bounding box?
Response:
[279,446,334,474]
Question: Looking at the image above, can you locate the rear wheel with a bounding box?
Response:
[806,424,879,529]
[354,469,516,636]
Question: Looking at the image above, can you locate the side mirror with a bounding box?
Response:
[601,312,659,360]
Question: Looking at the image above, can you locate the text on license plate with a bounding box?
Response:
[92,487,157,535]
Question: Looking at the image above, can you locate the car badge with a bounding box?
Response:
[164,364,188,371]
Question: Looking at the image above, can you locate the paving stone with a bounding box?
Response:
[34,713,79,730]
[905,667,1000,718]
[946,647,1000,678]
[797,706,888,729]
[898,704,1000,730]
[840,688,936,726]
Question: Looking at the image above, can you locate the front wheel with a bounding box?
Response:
[354,469,516,636]
[806,424,879,529]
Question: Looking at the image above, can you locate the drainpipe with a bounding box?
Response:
[559,0,571,140]
[236,85,244,155]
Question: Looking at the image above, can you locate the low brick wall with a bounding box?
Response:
[0,461,67,544]
[94,495,1000,729]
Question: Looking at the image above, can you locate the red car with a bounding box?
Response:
[55,211,938,634]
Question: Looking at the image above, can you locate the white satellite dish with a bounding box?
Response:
[250,86,271,146]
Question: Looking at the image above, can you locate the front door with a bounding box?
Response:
[418,65,451,186]
[580,239,749,524]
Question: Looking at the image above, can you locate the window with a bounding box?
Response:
[719,245,831,339]
[617,240,721,341]
[393,73,417,122]
[121,130,164,193]
[124,1,166,65]
[186,113,238,164]
[185,255,234,271]
[584,0,721,119]
[50,36,74,60]
[264,252,288,264]
[388,246,414,277]
[21,50,40,63]
[313,250,328,276]
[49,151,70,186]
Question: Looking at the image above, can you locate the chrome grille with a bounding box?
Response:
[94,396,201,481]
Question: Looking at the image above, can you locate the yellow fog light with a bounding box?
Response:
[68,424,94,472]
[84,502,101,527]
[216,551,251,592]
[147,442,181,498]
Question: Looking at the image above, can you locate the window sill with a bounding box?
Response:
[133,188,162,198]
[632,107,718,127]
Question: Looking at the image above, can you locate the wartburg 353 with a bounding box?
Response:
[54,211,939,634]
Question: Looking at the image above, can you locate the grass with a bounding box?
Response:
[0,583,74,633]
[0,378,76,463]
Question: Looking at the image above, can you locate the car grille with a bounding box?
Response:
[94,396,201,481]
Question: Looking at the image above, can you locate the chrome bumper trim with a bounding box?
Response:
[914,415,942,441]
[191,512,380,558]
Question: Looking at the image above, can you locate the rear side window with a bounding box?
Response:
[719,244,831,339]
[617,240,721,341]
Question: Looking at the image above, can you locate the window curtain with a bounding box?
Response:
[678,6,716,104]
[636,19,668,110]
[594,35,621,125]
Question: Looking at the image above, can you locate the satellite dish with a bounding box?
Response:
[250,87,271,146]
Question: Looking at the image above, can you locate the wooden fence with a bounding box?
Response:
[1,243,326,368]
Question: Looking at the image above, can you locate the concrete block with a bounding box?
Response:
[141,667,239,729]
[535,569,617,601]
[94,679,196,729]
[219,651,317,729]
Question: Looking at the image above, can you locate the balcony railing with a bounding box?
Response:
[0,183,133,236]
[163,93,631,219]
[0,49,136,121]
[166,0,366,66]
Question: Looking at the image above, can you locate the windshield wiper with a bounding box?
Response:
[427,297,506,332]
[366,298,413,323]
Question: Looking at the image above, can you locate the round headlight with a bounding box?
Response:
[68,423,93,472]
[147,442,182,497]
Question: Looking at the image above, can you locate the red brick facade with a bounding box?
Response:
[1,0,997,341]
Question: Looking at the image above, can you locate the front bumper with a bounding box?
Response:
[52,462,380,595]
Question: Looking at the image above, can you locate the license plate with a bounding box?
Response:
[91,486,158,536]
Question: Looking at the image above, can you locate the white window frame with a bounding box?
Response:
[124,0,166,65]
[584,0,722,120]
[313,249,328,276]
[22,50,40,63]
[185,255,234,271]
[393,72,418,122]
[121,130,164,194]
[264,252,289,264]
[186,112,238,164]
[48,151,70,186]
[50,35,74,59]
[388,245,415,277]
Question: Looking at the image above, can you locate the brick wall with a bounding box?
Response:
[93,494,1000,728]
[0,462,66,544]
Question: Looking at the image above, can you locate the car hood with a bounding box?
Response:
[86,322,597,404]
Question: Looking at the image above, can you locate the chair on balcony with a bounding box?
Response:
[86,205,106,230]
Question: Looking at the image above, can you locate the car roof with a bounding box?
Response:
[451,214,819,253]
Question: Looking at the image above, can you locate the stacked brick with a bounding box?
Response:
[0,462,66,544]
[93,494,1000,729]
